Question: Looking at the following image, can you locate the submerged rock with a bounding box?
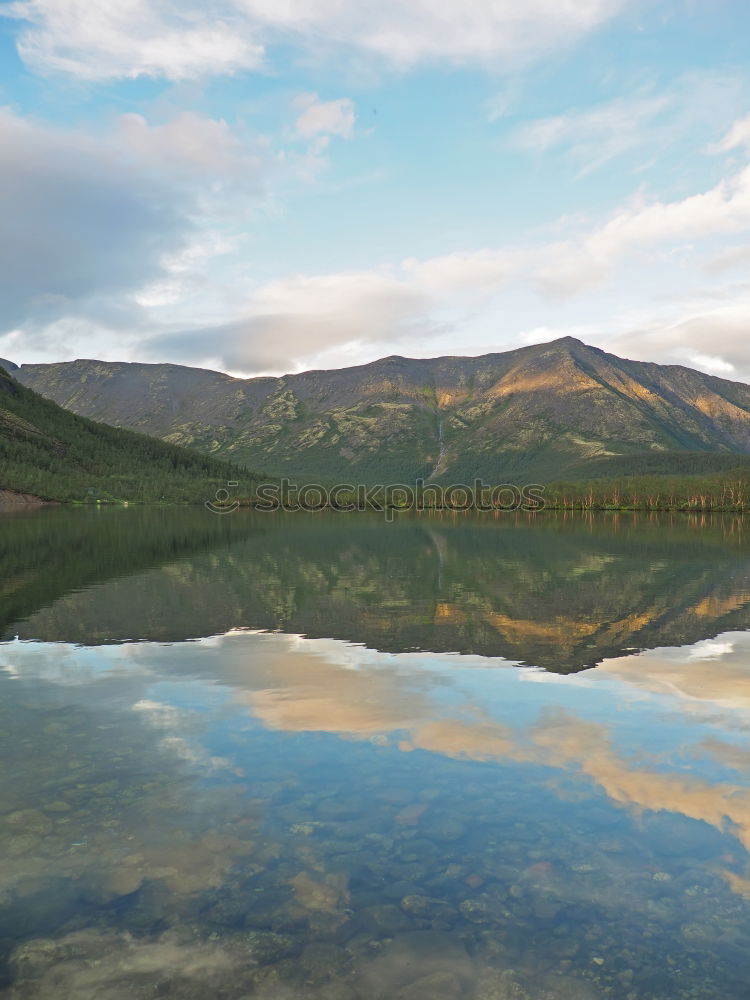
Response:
[395,969,465,999]
[299,942,351,984]
[358,930,474,1000]
[8,929,258,1000]
[236,929,298,964]
[350,902,414,935]
[290,871,350,914]
[6,810,53,835]
[458,896,503,924]
[400,894,458,926]
[394,803,430,826]
[429,817,466,842]
[474,968,531,1000]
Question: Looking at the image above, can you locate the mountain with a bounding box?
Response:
[0,363,244,502]
[11,337,750,482]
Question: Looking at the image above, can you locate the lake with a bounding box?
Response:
[1,506,750,999]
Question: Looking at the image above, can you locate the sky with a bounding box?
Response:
[1,0,750,381]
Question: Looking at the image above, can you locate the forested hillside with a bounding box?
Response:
[0,364,250,503]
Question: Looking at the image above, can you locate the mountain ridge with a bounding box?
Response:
[10,336,750,396]
[10,338,750,483]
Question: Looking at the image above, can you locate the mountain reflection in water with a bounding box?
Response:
[1,507,750,998]
[2,506,749,671]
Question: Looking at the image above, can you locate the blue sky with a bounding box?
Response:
[1,0,750,379]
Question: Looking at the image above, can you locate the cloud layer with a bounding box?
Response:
[137,150,750,377]
[0,108,192,332]
[144,271,433,372]
[1,7,749,383]
[6,0,624,80]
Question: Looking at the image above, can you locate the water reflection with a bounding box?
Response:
[2,629,750,997]
[2,507,750,671]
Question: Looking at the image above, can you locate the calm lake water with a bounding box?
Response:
[2,507,750,999]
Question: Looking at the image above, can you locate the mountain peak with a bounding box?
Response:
[534,335,591,354]
[0,358,18,373]
[552,336,585,347]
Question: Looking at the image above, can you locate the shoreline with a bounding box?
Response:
[3,498,746,514]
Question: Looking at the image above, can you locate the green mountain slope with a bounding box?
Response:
[12,338,750,482]
[0,364,246,502]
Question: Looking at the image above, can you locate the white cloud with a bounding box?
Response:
[509,74,749,176]
[538,164,750,295]
[134,232,244,308]
[5,0,625,81]
[688,638,735,660]
[143,270,434,373]
[686,353,735,374]
[118,112,268,187]
[127,155,750,377]
[133,279,750,387]
[402,249,515,293]
[293,93,356,140]
[406,161,750,305]
[5,0,264,80]
[485,86,517,122]
[242,0,624,70]
[0,105,274,342]
[0,107,191,332]
[707,112,750,154]
[141,245,526,374]
[705,243,750,274]
[511,94,671,172]
[604,297,750,384]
